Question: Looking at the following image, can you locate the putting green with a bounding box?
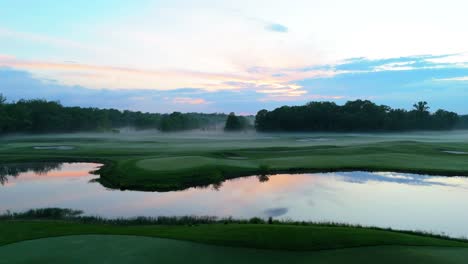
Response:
[1,235,468,264]
[136,156,257,171]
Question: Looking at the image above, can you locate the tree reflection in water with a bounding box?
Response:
[0,162,63,185]
[257,174,270,182]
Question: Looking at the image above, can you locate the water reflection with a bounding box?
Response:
[257,174,270,182]
[340,171,458,187]
[211,181,222,191]
[194,174,270,192]
[0,163,63,185]
[2,163,468,238]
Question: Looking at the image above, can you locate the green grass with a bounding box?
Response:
[2,235,468,264]
[1,221,468,263]
[2,131,468,191]
[1,221,467,250]
[137,156,257,171]
[3,131,468,262]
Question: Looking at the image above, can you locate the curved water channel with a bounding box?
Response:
[1,162,468,238]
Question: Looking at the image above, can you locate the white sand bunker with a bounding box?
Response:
[296,138,332,142]
[33,146,75,150]
[226,156,248,160]
[443,150,468,155]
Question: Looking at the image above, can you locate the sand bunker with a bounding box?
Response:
[442,150,468,155]
[33,146,75,150]
[226,156,248,160]
[296,138,332,142]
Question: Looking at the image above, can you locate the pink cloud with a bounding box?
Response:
[0,54,344,102]
[172,97,209,105]
[259,94,345,102]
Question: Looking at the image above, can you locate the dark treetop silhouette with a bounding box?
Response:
[0,94,227,134]
[0,94,465,134]
[255,100,461,132]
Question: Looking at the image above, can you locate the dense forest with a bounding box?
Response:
[0,94,227,134]
[1,94,466,134]
[457,115,468,129]
[255,100,463,132]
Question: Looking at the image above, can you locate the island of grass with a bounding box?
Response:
[1,209,468,263]
[2,131,468,191]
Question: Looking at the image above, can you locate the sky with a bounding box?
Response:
[1,0,468,114]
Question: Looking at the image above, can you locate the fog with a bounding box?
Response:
[3,128,468,147]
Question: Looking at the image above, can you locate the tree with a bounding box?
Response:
[224,112,243,131]
[0,97,233,134]
[0,94,6,105]
[254,100,460,132]
[0,94,8,133]
[410,101,431,129]
[255,109,269,130]
[413,101,429,113]
[432,109,459,130]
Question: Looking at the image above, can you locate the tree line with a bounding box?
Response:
[457,115,468,129]
[0,94,227,134]
[1,94,466,134]
[255,100,463,132]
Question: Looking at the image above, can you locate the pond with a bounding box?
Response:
[1,162,468,238]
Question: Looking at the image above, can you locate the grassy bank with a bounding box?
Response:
[1,220,468,251]
[2,235,468,264]
[0,235,468,264]
[2,131,468,191]
[2,208,468,263]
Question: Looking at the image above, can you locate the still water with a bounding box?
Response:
[1,162,468,238]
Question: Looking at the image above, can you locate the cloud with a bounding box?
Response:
[0,56,262,91]
[1,54,345,101]
[296,59,468,113]
[373,61,416,72]
[172,97,209,105]
[1,68,300,113]
[3,52,468,113]
[265,23,288,33]
[259,94,345,102]
[335,54,468,73]
[339,171,457,187]
[0,68,216,113]
[227,9,289,34]
[436,76,468,82]
[0,55,317,98]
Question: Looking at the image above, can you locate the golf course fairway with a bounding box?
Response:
[1,235,468,264]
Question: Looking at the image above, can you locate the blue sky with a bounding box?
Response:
[1,0,468,114]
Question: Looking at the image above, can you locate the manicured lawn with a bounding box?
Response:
[1,235,468,264]
[1,221,467,250]
[2,131,468,262]
[137,156,257,171]
[2,131,468,191]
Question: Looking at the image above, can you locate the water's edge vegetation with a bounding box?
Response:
[1,208,467,251]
